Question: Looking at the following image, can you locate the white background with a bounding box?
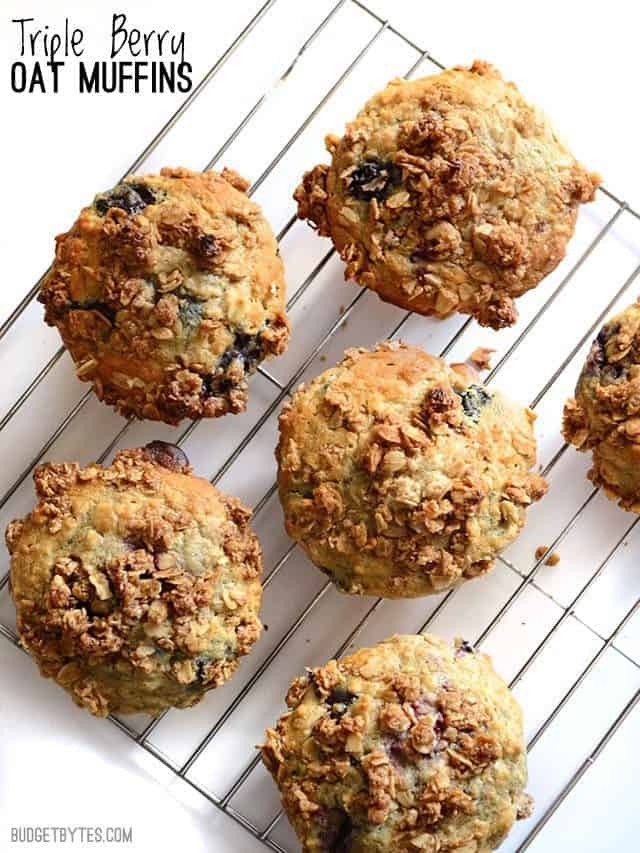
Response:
[1,2,639,852]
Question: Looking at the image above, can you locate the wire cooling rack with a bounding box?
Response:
[1,1,639,850]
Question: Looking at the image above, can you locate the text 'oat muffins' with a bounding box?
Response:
[563,299,640,510]
[295,60,599,329]
[277,342,547,597]
[39,166,289,425]
[5,442,263,716]
[262,634,532,853]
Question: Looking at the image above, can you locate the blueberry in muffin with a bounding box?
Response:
[295,60,599,329]
[5,442,263,716]
[262,633,533,853]
[39,167,289,424]
[276,341,547,597]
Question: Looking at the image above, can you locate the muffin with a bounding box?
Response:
[563,299,640,510]
[5,442,263,716]
[295,60,599,329]
[39,166,289,424]
[276,341,546,597]
[262,633,533,853]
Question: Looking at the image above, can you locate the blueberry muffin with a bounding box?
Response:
[5,442,263,716]
[563,299,640,510]
[262,634,533,853]
[39,167,289,424]
[295,60,599,329]
[276,342,546,597]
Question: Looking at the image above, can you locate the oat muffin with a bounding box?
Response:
[39,167,289,424]
[295,60,599,329]
[5,442,263,716]
[563,299,640,510]
[276,342,546,597]
[262,634,533,853]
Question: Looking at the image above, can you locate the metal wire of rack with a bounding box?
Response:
[1,1,639,851]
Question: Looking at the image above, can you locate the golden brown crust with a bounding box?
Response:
[563,299,640,510]
[5,443,263,716]
[39,167,289,425]
[276,341,547,598]
[261,634,531,852]
[295,61,599,329]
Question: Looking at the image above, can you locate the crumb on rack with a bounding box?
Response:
[468,346,495,370]
[319,355,327,362]
[339,304,346,315]
[535,544,560,566]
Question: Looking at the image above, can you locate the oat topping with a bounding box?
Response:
[261,634,531,852]
[294,60,599,329]
[6,447,264,716]
[39,167,289,425]
[469,348,495,371]
[276,341,547,598]
[563,299,640,511]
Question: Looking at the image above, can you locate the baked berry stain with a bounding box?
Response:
[433,711,445,740]
[317,809,354,853]
[586,323,626,379]
[201,331,266,398]
[588,325,615,369]
[201,374,233,397]
[144,440,189,472]
[384,731,410,767]
[94,181,162,216]
[455,639,476,657]
[411,695,440,721]
[179,298,205,332]
[193,655,211,683]
[123,537,147,553]
[196,233,223,264]
[218,331,266,372]
[331,813,354,853]
[347,159,402,202]
[326,685,357,719]
[456,385,492,421]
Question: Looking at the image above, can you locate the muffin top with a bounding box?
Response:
[39,166,289,424]
[277,341,547,597]
[262,634,532,853]
[564,299,640,509]
[5,443,263,716]
[295,60,599,329]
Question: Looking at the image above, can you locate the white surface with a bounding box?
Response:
[1,1,639,851]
